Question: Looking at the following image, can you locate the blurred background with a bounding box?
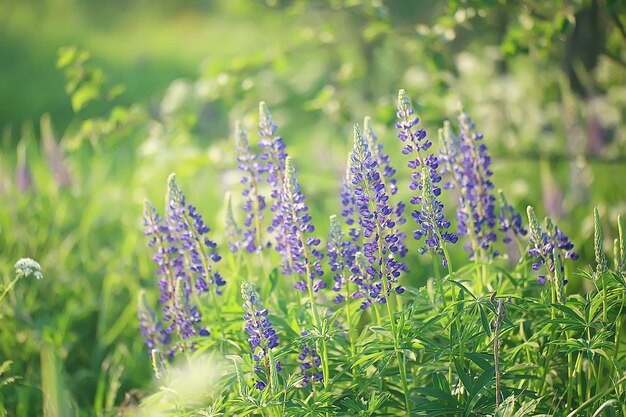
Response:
[0,0,625,415]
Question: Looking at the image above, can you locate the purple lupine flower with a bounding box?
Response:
[455,111,498,259]
[224,191,243,253]
[297,331,323,387]
[235,122,267,253]
[327,214,358,304]
[350,125,405,304]
[340,154,361,244]
[143,198,211,357]
[167,174,224,295]
[527,206,577,298]
[242,282,281,390]
[365,117,408,259]
[258,102,288,220]
[137,289,164,352]
[275,156,325,291]
[413,167,458,266]
[350,251,374,309]
[364,116,398,196]
[396,90,442,199]
[497,190,527,243]
[395,91,456,265]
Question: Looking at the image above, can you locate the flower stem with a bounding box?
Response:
[344,280,357,378]
[0,276,21,303]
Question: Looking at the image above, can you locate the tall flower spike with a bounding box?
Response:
[413,167,458,267]
[449,111,498,260]
[235,122,267,253]
[526,206,577,291]
[396,89,442,199]
[396,92,457,266]
[364,116,398,196]
[350,124,405,304]
[497,190,527,243]
[167,174,223,295]
[258,102,289,231]
[297,331,323,387]
[275,156,324,291]
[351,251,372,309]
[365,116,408,259]
[241,282,281,391]
[594,207,608,279]
[327,214,357,304]
[137,289,164,352]
[142,176,221,357]
[340,153,360,243]
[143,200,199,356]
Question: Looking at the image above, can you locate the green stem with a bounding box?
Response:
[576,352,584,400]
[432,257,446,309]
[566,374,626,417]
[382,276,411,415]
[344,280,357,379]
[0,276,21,303]
[601,273,607,322]
[567,351,574,411]
[373,303,383,327]
[441,245,461,386]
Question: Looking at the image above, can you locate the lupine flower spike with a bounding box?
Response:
[396,89,442,200]
[166,174,224,295]
[364,116,397,195]
[350,124,405,304]
[258,102,288,216]
[297,330,323,387]
[395,91,457,266]
[340,153,360,243]
[594,207,608,279]
[327,214,358,305]
[365,116,408,259]
[241,282,281,391]
[413,167,458,267]
[235,122,267,253]
[142,177,222,357]
[275,156,324,292]
[137,289,164,352]
[352,251,372,309]
[527,206,577,302]
[497,190,527,243]
[441,110,498,260]
[143,200,204,356]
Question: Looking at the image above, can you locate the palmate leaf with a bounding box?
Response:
[287,392,336,417]
[495,396,547,417]
[464,366,495,415]
[414,387,460,407]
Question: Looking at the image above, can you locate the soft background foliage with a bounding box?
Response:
[0,0,625,416]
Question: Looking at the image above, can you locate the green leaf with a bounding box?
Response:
[71,84,100,112]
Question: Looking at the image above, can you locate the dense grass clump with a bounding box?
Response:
[131,93,626,417]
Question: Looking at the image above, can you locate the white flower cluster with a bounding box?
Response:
[14,258,43,280]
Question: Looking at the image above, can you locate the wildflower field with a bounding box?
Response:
[1,1,626,416]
